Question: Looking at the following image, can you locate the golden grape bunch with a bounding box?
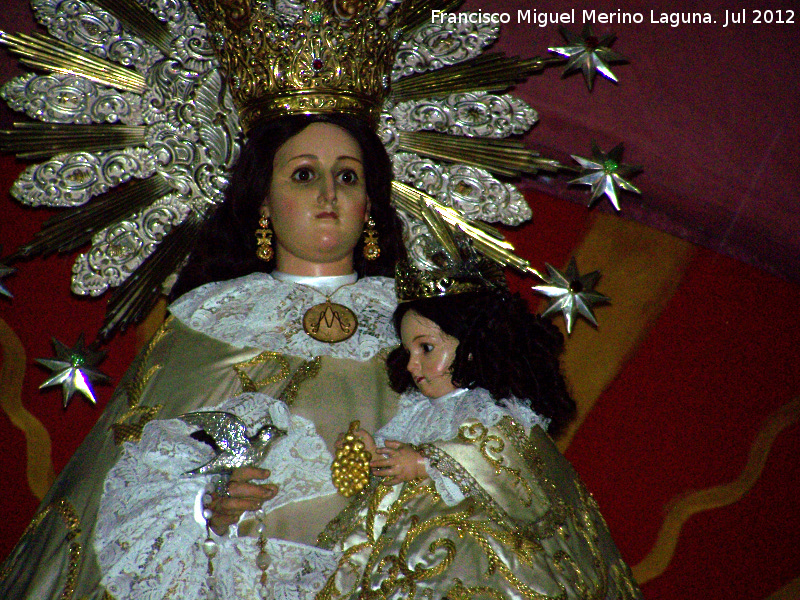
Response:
[332,420,372,497]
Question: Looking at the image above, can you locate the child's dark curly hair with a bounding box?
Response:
[386,291,576,437]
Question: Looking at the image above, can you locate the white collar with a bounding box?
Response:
[271,271,358,296]
[430,388,469,406]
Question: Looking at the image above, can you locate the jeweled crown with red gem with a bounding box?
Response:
[190,0,404,131]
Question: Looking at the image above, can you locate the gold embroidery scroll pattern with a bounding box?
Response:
[111,405,162,446]
[446,580,505,600]
[399,509,568,600]
[496,416,615,597]
[495,417,538,464]
[354,481,436,597]
[521,444,610,599]
[497,417,549,504]
[578,485,608,562]
[111,320,172,444]
[572,483,612,577]
[319,484,405,597]
[496,418,574,541]
[419,443,517,535]
[478,524,543,568]
[401,514,458,578]
[63,542,82,600]
[453,420,537,514]
[278,356,322,406]
[316,539,374,600]
[457,421,535,507]
[448,517,566,600]
[552,550,606,600]
[366,480,391,541]
[232,350,291,393]
[0,499,83,599]
[363,479,565,600]
[572,483,613,598]
[367,514,434,599]
[363,550,402,599]
[387,477,438,518]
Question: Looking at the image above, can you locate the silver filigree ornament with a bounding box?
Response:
[0,0,227,329]
[72,72,231,273]
[33,0,162,71]
[392,19,499,80]
[171,22,217,74]
[69,67,238,297]
[0,73,143,125]
[11,148,157,208]
[36,334,110,407]
[391,91,537,138]
[75,195,191,296]
[392,153,532,225]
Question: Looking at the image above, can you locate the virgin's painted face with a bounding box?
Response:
[263,122,370,276]
[400,310,459,399]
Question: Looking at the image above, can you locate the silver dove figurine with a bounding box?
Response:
[180,410,287,476]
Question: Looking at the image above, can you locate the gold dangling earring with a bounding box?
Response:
[255,215,274,262]
[362,215,380,261]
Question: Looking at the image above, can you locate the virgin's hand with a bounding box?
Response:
[370,440,426,485]
[205,466,278,536]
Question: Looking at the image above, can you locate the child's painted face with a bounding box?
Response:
[400,310,459,399]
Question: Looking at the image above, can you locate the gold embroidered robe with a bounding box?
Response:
[317,407,642,600]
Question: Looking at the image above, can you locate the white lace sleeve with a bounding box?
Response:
[372,392,426,447]
[95,412,215,599]
[95,393,339,600]
[495,397,550,434]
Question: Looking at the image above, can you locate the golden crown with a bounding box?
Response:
[191,0,402,131]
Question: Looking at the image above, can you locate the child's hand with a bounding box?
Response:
[370,440,426,485]
[335,427,377,456]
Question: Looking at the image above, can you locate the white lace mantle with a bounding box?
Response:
[169,273,398,361]
[96,393,339,600]
[374,388,549,506]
